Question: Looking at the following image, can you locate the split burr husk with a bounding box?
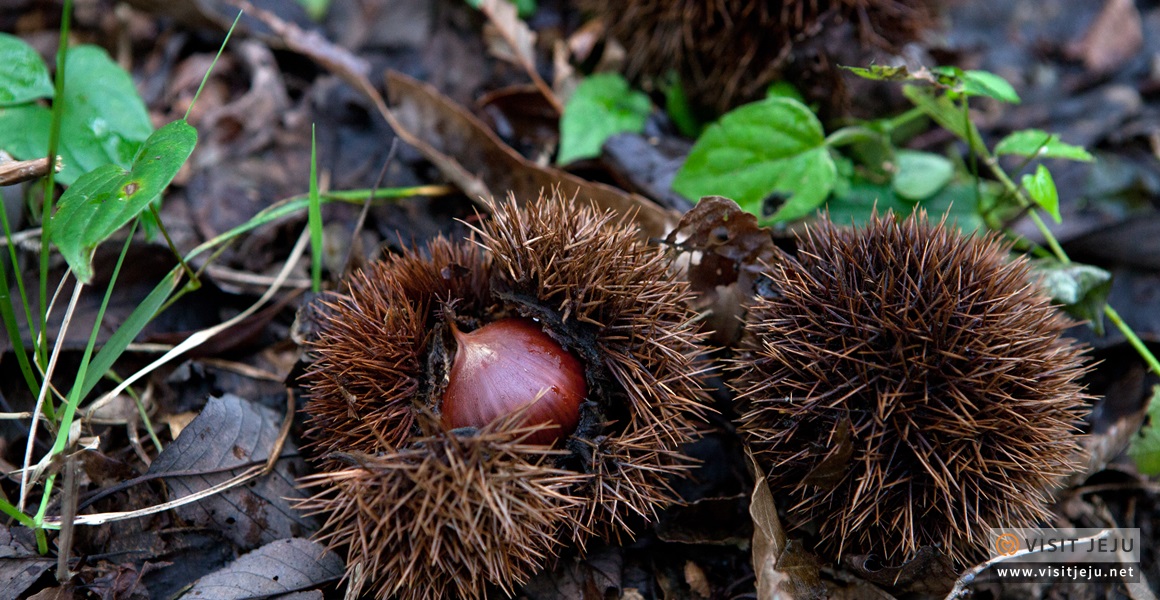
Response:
[295,192,711,599]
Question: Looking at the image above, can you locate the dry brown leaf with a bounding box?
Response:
[843,547,956,596]
[1066,0,1143,74]
[664,197,782,344]
[385,71,678,239]
[476,0,561,112]
[748,451,825,600]
[684,561,711,598]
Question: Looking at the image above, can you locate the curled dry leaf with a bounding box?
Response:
[748,452,824,600]
[842,547,957,596]
[662,196,782,345]
[475,0,560,112]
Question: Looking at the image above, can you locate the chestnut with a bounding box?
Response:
[442,317,587,446]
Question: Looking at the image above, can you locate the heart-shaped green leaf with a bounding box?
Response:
[673,97,835,224]
[0,45,152,185]
[0,33,53,106]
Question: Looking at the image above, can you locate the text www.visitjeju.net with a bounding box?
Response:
[992,564,1139,583]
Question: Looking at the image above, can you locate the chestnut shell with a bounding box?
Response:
[442,317,587,446]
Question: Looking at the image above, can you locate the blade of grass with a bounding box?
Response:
[78,259,181,400]
[35,225,137,525]
[0,498,37,527]
[19,274,81,513]
[39,0,74,370]
[307,124,322,292]
[0,216,38,393]
[185,11,243,122]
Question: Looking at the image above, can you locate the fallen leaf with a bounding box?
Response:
[655,494,751,546]
[385,71,678,239]
[184,538,343,599]
[748,452,825,600]
[0,526,52,600]
[684,561,711,598]
[522,546,622,600]
[146,394,314,550]
[842,546,956,596]
[663,196,782,344]
[475,0,560,113]
[1066,0,1143,74]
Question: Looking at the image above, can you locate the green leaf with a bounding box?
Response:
[1034,260,1112,335]
[557,73,650,165]
[959,70,1020,103]
[0,33,53,106]
[929,67,1021,103]
[1023,164,1061,223]
[1129,385,1160,476]
[79,264,184,399]
[892,150,953,201]
[51,120,197,283]
[0,45,153,185]
[764,81,804,103]
[994,129,1094,162]
[840,65,914,82]
[673,97,836,224]
[825,178,986,234]
[902,85,987,155]
[295,0,331,19]
[662,71,701,138]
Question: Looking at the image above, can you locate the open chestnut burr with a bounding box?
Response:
[294,192,710,599]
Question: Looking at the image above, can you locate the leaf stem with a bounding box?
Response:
[149,204,198,286]
[965,106,1160,376]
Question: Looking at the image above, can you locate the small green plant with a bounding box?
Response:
[556,73,651,165]
[0,6,455,556]
[673,63,1160,475]
[1129,386,1160,475]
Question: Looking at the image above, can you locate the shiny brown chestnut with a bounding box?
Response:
[442,317,586,446]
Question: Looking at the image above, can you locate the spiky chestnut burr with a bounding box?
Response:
[734,212,1089,565]
[297,192,709,599]
[575,0,937,115]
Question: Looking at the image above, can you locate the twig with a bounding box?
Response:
[0,157,60,187]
